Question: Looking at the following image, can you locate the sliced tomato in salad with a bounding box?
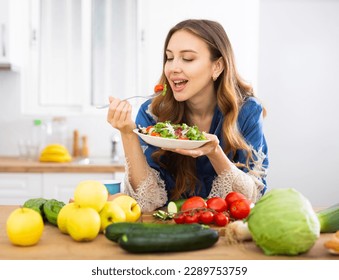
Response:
[151,131,160,137]
[146,126,154,133]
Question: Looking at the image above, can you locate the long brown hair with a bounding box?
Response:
[150,19,262,200]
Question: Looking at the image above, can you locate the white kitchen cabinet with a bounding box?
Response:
[0,173,43,205]
[42,173,116,204]
[0,0,26,69]
[0,172,125,205]
[19,0,137,115]
[0,0,9,67]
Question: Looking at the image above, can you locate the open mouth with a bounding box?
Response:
[173,79,188,89]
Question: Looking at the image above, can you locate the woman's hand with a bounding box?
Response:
[106,96,136,134]
[163,133,220,158]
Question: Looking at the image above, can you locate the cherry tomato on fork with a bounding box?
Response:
[154,84,164,93]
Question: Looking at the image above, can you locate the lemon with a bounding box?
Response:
[74,180,108,212]
[6,207,44,246]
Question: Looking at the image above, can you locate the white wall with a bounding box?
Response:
[138,0,259,95]
[0,71,119,158]
[258,0,339,207]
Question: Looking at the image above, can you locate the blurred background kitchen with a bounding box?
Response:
[0,0,338,206]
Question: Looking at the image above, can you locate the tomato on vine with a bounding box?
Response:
[199,210,214,224]
[214,212,229,227]
[173,213,186,224]
[184,212,200,224]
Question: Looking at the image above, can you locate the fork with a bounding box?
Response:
[95,92,161,109]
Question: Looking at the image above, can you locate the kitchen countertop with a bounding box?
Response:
[0,205,338,260]
[0,156,125,173]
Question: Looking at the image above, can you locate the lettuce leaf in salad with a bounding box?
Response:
[138,121,207,141]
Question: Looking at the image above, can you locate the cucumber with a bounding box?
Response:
[43,199,65,226]
[118,228,219,253]
[104,222,207,243]
[317,203,339,233]
[23,198,48,216]
[167,199,187,213]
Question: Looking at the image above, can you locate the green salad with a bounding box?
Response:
[138,121,207,140]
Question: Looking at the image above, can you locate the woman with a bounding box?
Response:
[107,19,268,212]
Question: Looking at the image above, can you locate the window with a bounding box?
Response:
[22,0,137,114]
[91,0,137,105]
[39,0,83,107]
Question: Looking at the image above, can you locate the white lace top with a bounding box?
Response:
[124,147,266,212]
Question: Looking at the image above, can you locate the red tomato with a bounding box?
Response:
[229,199,251,220]
[225,192,246,206]
[199,210,214,224]
[181,196,207,211]
[151,131,160,137]
[184,212,200,224]
[154,84,164,93]
[214,212,229,227]
[173,213,185,224]
[146,126,153,133]
[206,197,228,212]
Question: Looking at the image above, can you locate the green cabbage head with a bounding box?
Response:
[247,188,320,255]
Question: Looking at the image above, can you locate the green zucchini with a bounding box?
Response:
[317,203,339,233]
[104,222,207,243]
[118,228,219,253]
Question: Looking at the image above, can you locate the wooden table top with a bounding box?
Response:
[1,205,338,260]
[0,156,125,173]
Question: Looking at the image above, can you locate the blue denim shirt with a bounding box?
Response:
[135,97,269,200]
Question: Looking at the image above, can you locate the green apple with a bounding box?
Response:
[111,195,141,222]
[99,201,126,232]
[67,207,101,242]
